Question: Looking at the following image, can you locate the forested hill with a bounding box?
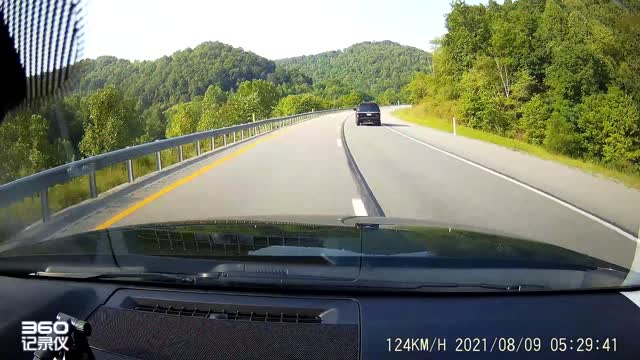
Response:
[74,42,277,109]
[276,41,432,98]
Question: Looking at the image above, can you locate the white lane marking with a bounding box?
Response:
[384,125,638,242]
[352,198,368,216]
[389,108,640,278]
[337,139,342,148]
[388,124,640,281]
[383,125,639,245]
[621,291,640,308]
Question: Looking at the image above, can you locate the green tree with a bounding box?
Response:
[139,104,167,143]
[165,101,202,138]
[544,41,609,103]
[404,73,432,104]
[79,86,137,156]
[577,87,640,169]
[543,100,582,157]
[197,85,228,131]
[273,94,325,116]
[519,94,550,145]
[442,1,491,73]
[235,80,280,120]
[459,56,511,134]
[376,88,400,105]
[203,85,227,106]
[339,91,364,108]
[0,113,66,183]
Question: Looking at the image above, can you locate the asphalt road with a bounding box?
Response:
[51,109,640,270]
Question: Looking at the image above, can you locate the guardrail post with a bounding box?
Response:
[156,151,162,171]
[211,137,215,151]
[241,129,244,140]
[178,145,184,162]
[234,131,237,143]
[223,134,227,146]
[40,189,50,223]
[126,159,134,183]
[196,141,201,156]
[89,171,98,199]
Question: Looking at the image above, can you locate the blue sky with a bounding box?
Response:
[84,0,496,61]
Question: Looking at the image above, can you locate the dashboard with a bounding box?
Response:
[1,275,639,359]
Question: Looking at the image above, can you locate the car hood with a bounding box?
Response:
[0,216,633,291]
[0,216,625,269]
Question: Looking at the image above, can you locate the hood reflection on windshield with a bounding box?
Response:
[0,218,633,292]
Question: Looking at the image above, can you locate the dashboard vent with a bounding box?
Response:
[133,304,322,324]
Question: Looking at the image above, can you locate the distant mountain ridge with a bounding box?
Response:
[276,40,431,96]
[74,40,430,106]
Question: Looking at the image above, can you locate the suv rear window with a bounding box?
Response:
[358,103,380,112]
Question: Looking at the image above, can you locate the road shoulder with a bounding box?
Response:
[383,109,640,238]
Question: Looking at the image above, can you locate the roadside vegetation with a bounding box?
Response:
[400,0,640,187]
[395,106,640,190]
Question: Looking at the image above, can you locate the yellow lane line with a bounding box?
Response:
[94,130,286,230]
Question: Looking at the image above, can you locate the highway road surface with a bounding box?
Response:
[50,108,640,270]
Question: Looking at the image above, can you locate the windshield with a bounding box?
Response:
[1,0,639,292]
[0,220,629,291]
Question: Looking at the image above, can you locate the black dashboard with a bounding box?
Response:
[1,275,639,360]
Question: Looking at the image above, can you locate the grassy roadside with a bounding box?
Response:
[393,106,640,190]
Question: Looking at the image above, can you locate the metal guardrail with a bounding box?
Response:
[0,109,343,223]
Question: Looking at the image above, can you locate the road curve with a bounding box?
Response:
[345,110,638,268]
[50,108,639,269]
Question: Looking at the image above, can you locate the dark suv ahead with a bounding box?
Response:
[354,102,381,126]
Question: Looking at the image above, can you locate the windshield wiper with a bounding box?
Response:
[33,271,199,284]
[32,270,351,286]
[32,269,549,292]
[328,279,548,292]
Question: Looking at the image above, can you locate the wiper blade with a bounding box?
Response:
[33,271,198,284]
[32,271,548,291]
[32,270,350,286]
[344,280,548,292]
